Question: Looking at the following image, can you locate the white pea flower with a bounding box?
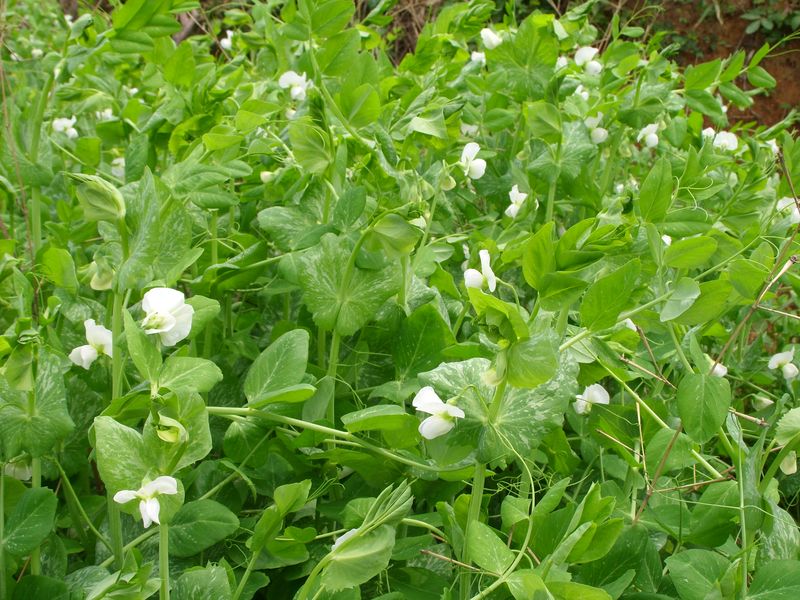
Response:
[574,84,589,101]
[710,362,728,378]
[464,249,497,292]
[460,123,479,137]
[591,127,609,144]
[220,29,233,51]
[768,349,799,380]
[574,46,599,66]
[752,396,774,411]
[480,28,503,50]
[411,386,465,440]
[504,184,528,219]
[111,157,126,179]
[141,287,194,346]
[95,108,114,122]
[585,60,603,75]
[69,319,113,370]
[409,216,427,229]
[470,51,486,65]
[113,476,179,528]
[614,183,625,194]
[332,528,359,550]
[766,139,780,155]
[31,48,43,59]
[713,131,738,151]
[459,142,486,180]
[661,234,672,246]
[127,86,139,96]
[777,197,800,224]
[52,116,78,139]
[584,113,604,129]
[638,124,659,148]
[573,383,610,415]
[278,70,312,101]
[780,451,797,476]
[555,55,568,70]
[622,318,637,331]
[702,127,716,139]
[260,170,274,184]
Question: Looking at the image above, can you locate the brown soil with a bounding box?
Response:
[655,0,800,126]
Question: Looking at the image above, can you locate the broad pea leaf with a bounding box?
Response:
[0,348,74,458]
[93,415,147,493]
[143,391,212,472]
[3,487,57,558]
[341,406,418,433]
[244,329,309,405]
[289,119,332,175]
[124,309,162,383]
[637,158,672,222]
[297,234,401,336]
[664,236,718,269]
[169,500,239,557]
[577,525,662,594]
[548,582,611,600]
[419,358,577,462]
[333,187,367,230]
[116,169,162,291]
[506,333,558,388]
[321,525,396,591]
[672,279,734,325]
[185,296,220,338]
[339,84,380,129]
[507,570,554,600]
[274,480,312,515]
[466,521,514,574]
[173,565,232,600]
[393,303,455,380]
[776,407,800,445]
[748,561,800,599]
[660,277,701,321]
[580,260,640,331]
[665,550,731,600]
[41,247,78,294]
[11,575,68,599]
[158,356,222,394]
[677,374,731,444]
[522,222,556,290]
[369,214,421,258]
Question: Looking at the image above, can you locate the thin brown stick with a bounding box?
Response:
[595,428,636,454]
[620,354,676,388]
[420,549,484,573]
[633,425,683,524]
[730,409,768,428]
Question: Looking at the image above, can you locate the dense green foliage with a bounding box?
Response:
[2,0,800,598]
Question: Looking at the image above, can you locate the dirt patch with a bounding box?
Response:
[654,0,800,126]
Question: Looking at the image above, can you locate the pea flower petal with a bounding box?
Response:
[141,288,194,346]
[113,475,179,529]
[573,383,610,415]
[460,142,486,179]
[480,28,503,49]
[412,386,465,440]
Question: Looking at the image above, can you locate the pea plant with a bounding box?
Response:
[2,0,800,598]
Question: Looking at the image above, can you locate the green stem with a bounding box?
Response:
[232,549,260,600]
[544,173,558,224]
[206,407,467,473]
[460,462,486,600]
[28,73,55,258]
[668,325,694,373]
[1,469,6,600]
[30,457,41,575]
[160,523,170,600]
[99,529,158,569]
[759,432,800,494]
[55,460,114,554]
[326,331,340,427]
[398,255,410,315]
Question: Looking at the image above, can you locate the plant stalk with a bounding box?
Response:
[160,523,170,600]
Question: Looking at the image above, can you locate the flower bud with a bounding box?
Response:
[69,174,126,222]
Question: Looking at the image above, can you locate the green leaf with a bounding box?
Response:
[548,582,611,600]
[321,525,396,591]
[93,416,147,494]
[776,407,800,445]
[339,84,380,129]
[341,406,418,433]
[393,304,455,380]
[465,521,514,574]
[684,59,722,90]
[747,65,776,89]
[274,480,312,515]
[677,373,731,444]
[289,119,331,175]
[664,236,718,269]
[250,506,282,553]
[748,561,800,599]
[0,348,74,458]
[660,278,701,322]
[580,260,641,331]
[673,280,734,326]
[249,384,317,408]
[370,214,421,258]
[244,329,309,405]
[506,333,558,388]
[123,309,162,383]
[117,169,161,291]
[3,487,57,557]
[297,234,400,336]
[524,101,562,143]
[665,550,731,600]
[522,222,556,290]
[311,0,355,37]
[169,500,239,557]
[637,158,672,222]
[41,248,78,294]
[158,357,222,394]
[333,187,367,230]
[186,295,220,339]
[69,174,126,222]
[173,565,232,600]
[109,30,154,53]
[11,575,68,600]
[507,570,554,600]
